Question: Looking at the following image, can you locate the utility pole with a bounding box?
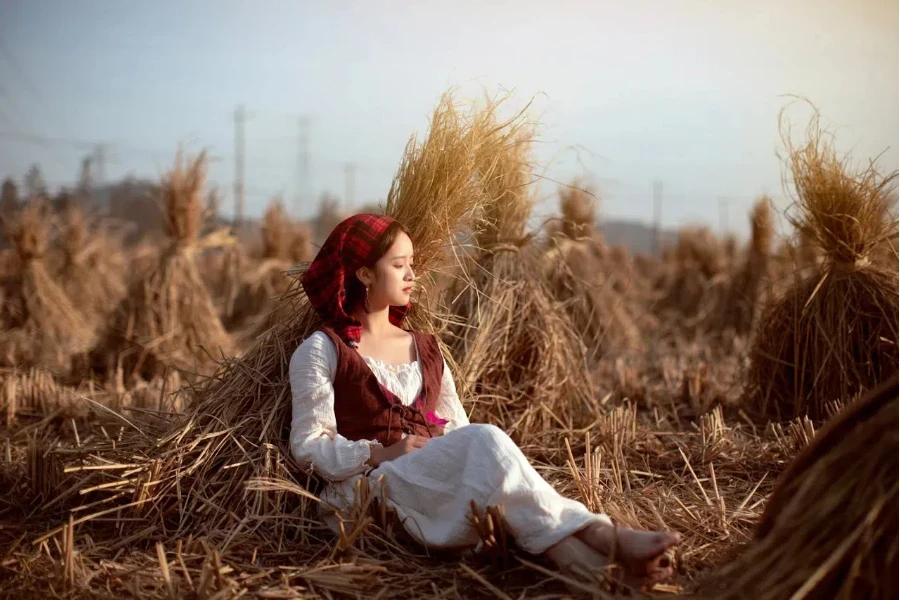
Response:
[233,105,247,231]
[295,116,310,218]
[652,180,663,256]
[344,162,356,208]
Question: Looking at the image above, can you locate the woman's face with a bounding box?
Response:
[363,231,415,309]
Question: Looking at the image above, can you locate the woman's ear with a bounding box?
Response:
[356,266,373,287]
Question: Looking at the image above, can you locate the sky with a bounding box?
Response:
[0,0,897,238]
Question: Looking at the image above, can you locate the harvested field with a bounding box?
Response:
[0,95,896,600]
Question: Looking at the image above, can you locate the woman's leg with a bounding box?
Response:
[370,423,679,581]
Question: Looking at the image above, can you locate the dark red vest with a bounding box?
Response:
[317,326,446,447]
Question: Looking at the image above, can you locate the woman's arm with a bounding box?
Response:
[288,332,381,480]
[435,357,471,433]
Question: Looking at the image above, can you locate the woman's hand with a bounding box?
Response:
[366,435,430,467]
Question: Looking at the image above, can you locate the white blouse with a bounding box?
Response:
[288,331,471,481]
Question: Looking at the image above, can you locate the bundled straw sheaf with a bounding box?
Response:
[541,188,641,357]
[716,197,775,335]
[226,199,296,338]
[43,90,533,546]
[702,375,898,599]
[94,151,234,382]
[747,108,899,421]
[446,114,599,443]
[57,206,127,326]
[0,200,96,373]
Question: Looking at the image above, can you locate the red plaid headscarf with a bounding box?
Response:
[301,214,411,347]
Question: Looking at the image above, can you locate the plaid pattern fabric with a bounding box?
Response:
[301,214,410,347]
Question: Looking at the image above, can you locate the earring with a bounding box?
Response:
[364,285,371,313]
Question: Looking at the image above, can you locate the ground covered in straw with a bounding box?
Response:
[0,333,803,599]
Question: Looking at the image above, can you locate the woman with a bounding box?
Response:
[289,214,680,583]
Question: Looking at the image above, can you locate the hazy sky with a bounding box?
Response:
[0,0,897,237]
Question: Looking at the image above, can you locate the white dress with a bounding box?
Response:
[288,331,611,555]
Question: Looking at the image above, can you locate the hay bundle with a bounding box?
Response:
[703,375,898,599]
[446,121,598,442]
[747,111,899,422]
[56,207,127,324]
[0,201,96,373]
[227,199,295,334]
[49,90,530,542]
[95,151,234,382]
[651,226,734,335]
[716,197,775,335]
[556,182,597,240]
[542,236,643,358]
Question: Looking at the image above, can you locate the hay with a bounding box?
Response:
[556,181,598,240]
[701,375,898,599]
[446,117,599,444]
[56,206,127,325]
[0,200,96,373]
[226,199,295,335]
[716,197,775,336]
[747,110,899,421]
[542,236,643,358]
[41,89,532,548]
[94,151,234,382]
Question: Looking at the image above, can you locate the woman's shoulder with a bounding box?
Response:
[290,331,338,369]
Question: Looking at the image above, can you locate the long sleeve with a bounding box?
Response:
[288,331,379,481]
[436,357,470,434]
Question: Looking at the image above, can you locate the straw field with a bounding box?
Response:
[0,95,896,599]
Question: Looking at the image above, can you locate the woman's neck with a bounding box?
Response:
[351,305,394,337]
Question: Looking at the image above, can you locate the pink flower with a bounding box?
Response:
[425,411,449,427]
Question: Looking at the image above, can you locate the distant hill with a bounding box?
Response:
[598,218,678,256]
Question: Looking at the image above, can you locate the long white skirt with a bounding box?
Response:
[319,423,611,555]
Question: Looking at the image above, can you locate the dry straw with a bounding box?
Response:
[44,90,532,548]
[543,184,643,358]
[56,206,127,327]
[702,375,898,599]
[445,113,599,443]
[0,200,96,373]
[716,197,775,335]
[747,106,899,421]
[94,150,234,382]
[227,198,296,338]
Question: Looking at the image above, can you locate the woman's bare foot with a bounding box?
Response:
[543,536,610,575]
[576,522,681,583]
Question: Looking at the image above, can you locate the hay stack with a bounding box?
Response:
[56,206,127,325]
[716,197,775,336]
[703,375,898,599]
[227,199,295,335]
[556,182,598,240]
[747,112,899,421]
[651,226,734,335]
[446,122,599,442]
[95,151,233,382]
[542,183,642,357]
[49,90,530,542]
[0,200,95,373]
